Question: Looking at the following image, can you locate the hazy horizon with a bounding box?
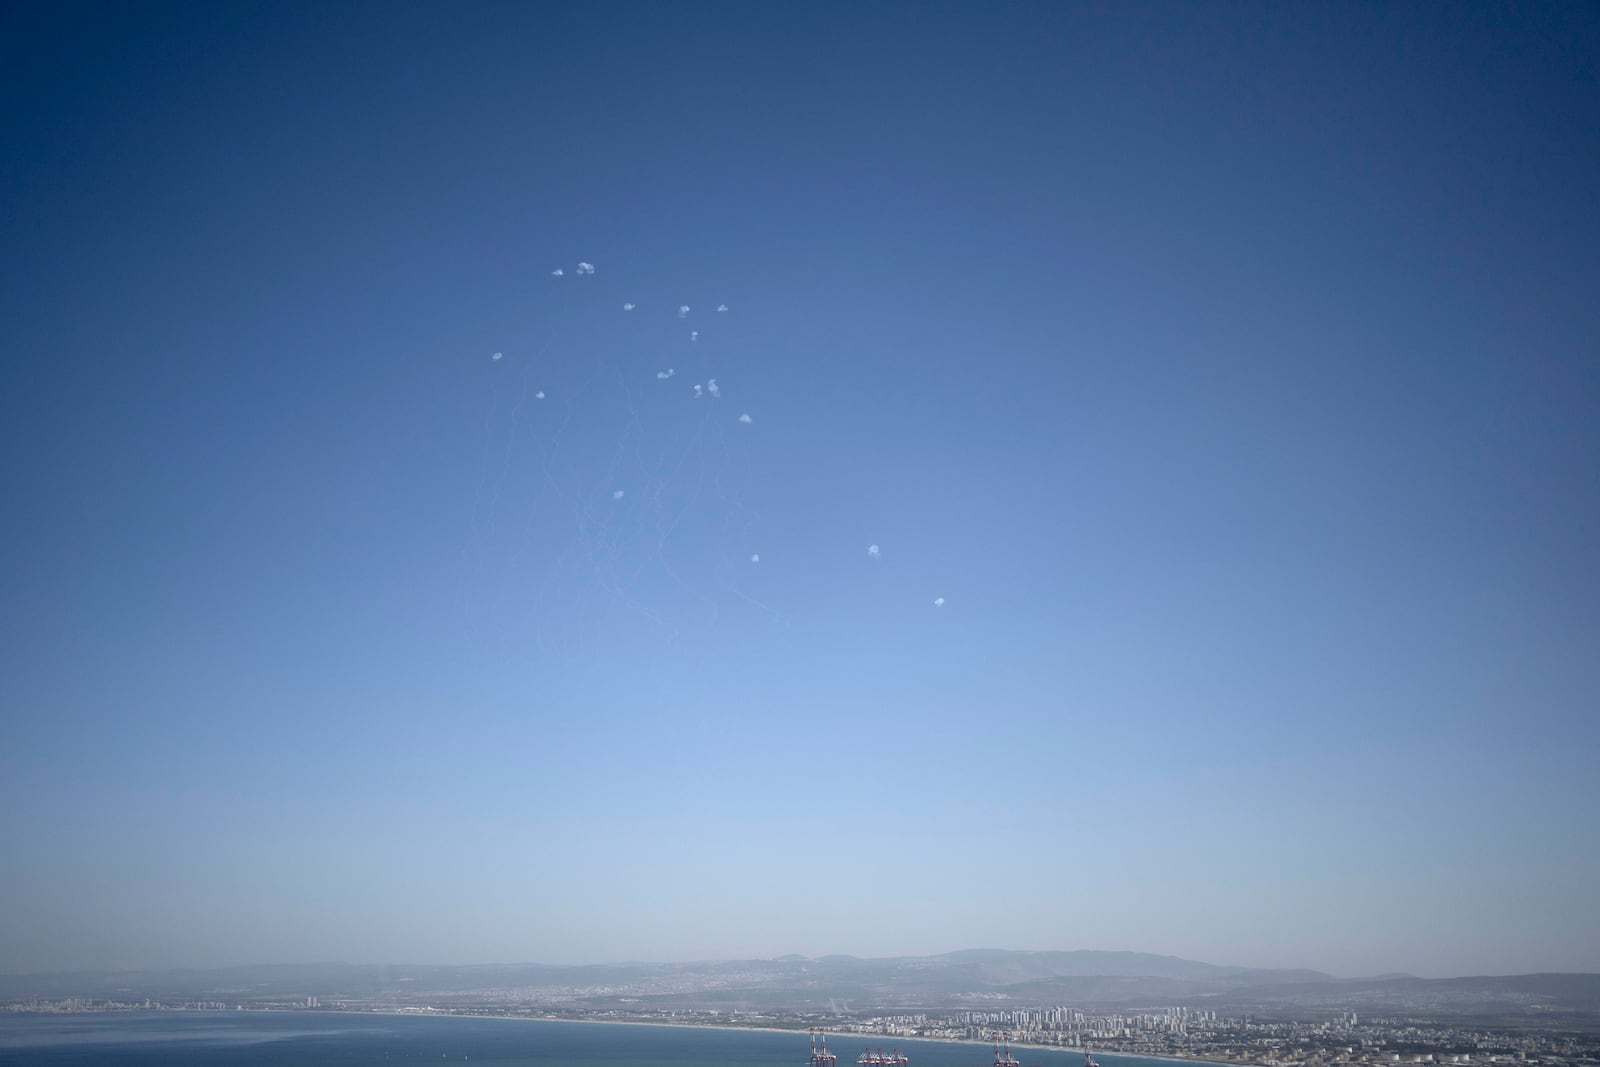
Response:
[1,941,1592,986]
[3,2,1596,983]
[4,944,1589,984]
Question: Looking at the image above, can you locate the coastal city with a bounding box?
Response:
[7,998,1597,1067]
[826,1008,1600,1067]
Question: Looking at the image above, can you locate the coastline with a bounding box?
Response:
[297,1008,1242,1066]
[2,1007,1243,1066]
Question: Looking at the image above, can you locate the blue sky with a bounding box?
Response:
[2,1,1596,978]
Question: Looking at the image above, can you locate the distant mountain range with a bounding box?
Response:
[4,949,1596,1023]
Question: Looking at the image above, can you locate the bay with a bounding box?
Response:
[0,1013,1210,1067]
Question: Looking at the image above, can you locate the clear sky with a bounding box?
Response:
[2,1,1596,980]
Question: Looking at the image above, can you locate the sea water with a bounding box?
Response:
[0,1013,1201,1067]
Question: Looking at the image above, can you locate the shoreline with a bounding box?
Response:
[4,1007,1243,1066]
[276,1008,1247,1065]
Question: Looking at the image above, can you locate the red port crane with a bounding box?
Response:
[992,1033,1021,1067]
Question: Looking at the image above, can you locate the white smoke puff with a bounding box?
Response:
[576,262,595,275]
[717,304,728,312]
[738,413,752,424]
[690,330,699,341]
[535,390,545,399]
[623,302,636,311]
[656,368,675,380]
[751,554,760,563]
[933,597,945,607]
[706,379,720,398]
[612,489,624,500]
[867,544,880,558]
[491,352,503,361]
[678,305,690,318]
[693,384,703,398]
[552,268,564,276]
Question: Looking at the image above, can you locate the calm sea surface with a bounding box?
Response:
[0,1014,1208,1067]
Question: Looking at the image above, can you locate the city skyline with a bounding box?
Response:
[7,948,1598,1067]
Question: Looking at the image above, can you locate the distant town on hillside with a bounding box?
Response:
[5,950,1598,1067]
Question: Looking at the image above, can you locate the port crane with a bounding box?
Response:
[809,1030,838,1067]
[974,1032,1042,1067]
